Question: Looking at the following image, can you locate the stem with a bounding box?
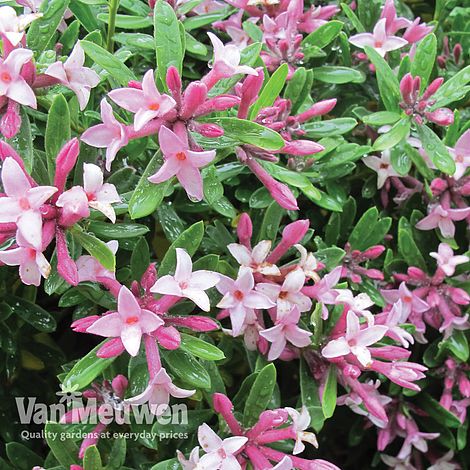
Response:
[106,0,120,53]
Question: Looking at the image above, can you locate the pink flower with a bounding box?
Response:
[334,290,375,325]
[147,125,216,201]
[81,99,129,171]
[383,300,414,348]
[322,311,388,367]
[260,306,312,360]
[380,0,410,35]
[0,48,36,108]
[381,282,429,316]
[284,407,318,454]
[150,248,219,311]
[228,240,281,276]
[403,17,433,44]
[83,163,120,222]
[257,268,312,318]
[363,151,401,189]
[415,203,470,239]
[197,423,248,470]
[449,129,470,180]
[76,240,118,282]
[125,367,194,415]
[349,19,408,57]
[177,447,200,470]
[0,157,56,249]
[0,6,41,46]
[86,286,163,356]
[45,43,100,110]
[56,186,90,226]
[430,243,469,277]
[108,69,176,131]
[216,267,275,335]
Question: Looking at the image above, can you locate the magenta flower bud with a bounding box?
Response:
[453,43,463,64]
[268,219,309,264]
[155,325,181,350]
[140,263,157,291]
[237,212,253,248]
[53,138,80,197]
[412,76,421,98]
[459,374,470,397]
[71,315,100,332]
[342,364,361,379]
[425,108,454,126]
[127,80,142,90]
[70,465,83,470]
[281,139,324,156]
[194,122,224,138]
[362,245,386,259]
[365,268,384,280]
[238,68,264,119]
[399,73,414,103]
[408,266,427,280]
[448,286,470,305]
[96,337,125,358]
[369,346,411,360]
[213,393,243,435]
[21,57,36,86]
[459,180,470,196]
[180,81,207,119]
[195,95,240,117]
[0,100,21,138]
[430,178,448,196]
[166,66,182,101]
[165,315,219,331]
[422,77,444,100]
[295,99,337,123]
[437,55,447,69]
[111,374,128,398]
[403,18,433,44]
[56,228,79,286]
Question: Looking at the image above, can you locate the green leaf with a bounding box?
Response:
[154,0,184,86]
[417,393,462,428]
[203,165,224,205]
[45,94,71,182]
[302,20,343,49]
[129,152,172,219]
[97,13,153,29]
[364,46,401,112]
[373,118,411,151]
[257,201,285,242]
[321,366,337,419]
[416,125,456,175]
[340,3,365,32]
[362,111,402,126]
[390,146,411,175]
[83,446,102,470]
[162,349,211,389]
[62,341,116,390]
[45,423,80,467]
[431,65,470,109]
[179,334,225,361]
[185,32,207,56]
[441,330,469,362]
[243,363,277,427]
[150,458,180,470]
[300,359,325,432]
[26,0,70,53]
[398,217,426,269]
[72,230,115,271]
[80,40,135,86]
[349,207,392,251]
[5,443,42,470]
[106,438,127,470]
[8,109,34,173]
[131,237,150,281]
[4,295,56,332]
[410,33,437,88]
[87,221,149,239]
[312,66,365,84]
[249,63,289,120]
[303,118,357,138]
[158,221,205,275]
[284,67,313,114]
[404,143,435,180]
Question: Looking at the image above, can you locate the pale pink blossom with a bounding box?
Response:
[383,300,414,348]
[0,48,36,107]
[148,125,216,201]
[150,248,219,311]
[86,286,163,356]
[228,240,281,276]
[45,43,100,110]
[349,18,408,57]
[428,451,460,470]
[257,268,312,318]
[81,99,129,171]
[363,151,401,189]
[397,419,439,459]
[197,423,247,470]
[380,0,411,35]
[272,457,293,470]
[125,367,194,415]
[449,129,470,180]
[260,306,312,360]
[284,406,318,454]
[83,163,120,222]
[415,203,470,239]
[381,282,429,316]
[322,311,388,367]
[108,69,176,131]
[56,186,90,226]
[76,240,118,282]
[294,245,319,280]
[334,290,375,325]
[176,447,200,470]
[216,266,275,335]
[0,6,41,46]
[0,157,56,249]
[430,243,469,277]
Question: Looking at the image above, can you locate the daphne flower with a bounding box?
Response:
[381,282,429,316]
[430,243,469,277]
[294,245,319,280]
[109,69,176,131]
[86,286,163,356]
[380,0,411,35]
[0,48,36,108]
[148,126,216,201]
[363,151,401,189]
[349,19,408,57]
[322,311,388,367]
[228,240,281,276]
[45,43,100,110]
[257,268,312,318]
[415,203,470,238]
[150,248,219,311]
[83,163,120,222]
[335,290,375,325]
[260,306,312,360]
[56,186,90,226]
[76,240,118,282]
[284,406,318,454]
[383,300,414,348]
[449,129,470,180]
[125,367,194,415]
[81,99,129,171]
[0,157,56,249]
[176,447,200,470]
[216,267,275,335]
[197,423,247,470]
[0,6,41,46]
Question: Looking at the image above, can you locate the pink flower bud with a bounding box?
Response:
[194,122,224,138]
[422,77,444,100]
[127,80,142,90]
[369,346,411,360]
[237,212,253,248]
[141,263,157,291]
[430,177,448,195]
[155,325,181,350]
[111,374,128,398]
[459,374,470,397]
[96,337,125,358]
[166,66,182,101]
[425,107,454,126]
[180,81,207,119]
[238,68,264,119]
[53,138,80,197]
[448,286,470,305]
[0,100,21,138]
[281,139,324,156]
[437,55,447,69]
[295,98,337,123]
[165,315,219,332]
[79,423,107,458]
[365,268,384,280]
[407,266,427,280]
[195,95,240,116]
[56,228,79,286]
[459,180,470,196]
[71,315,100,332]
[453,43,463,64]
[399,73,414,104]
[362,245,386,259]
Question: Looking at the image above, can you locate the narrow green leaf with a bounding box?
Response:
[44,423,80,467]
[72,230,116,271]
[373,118,411,151]
[410,33,437,88]
[417,125,456,175]
[302,20,343,49]
[321,366,337,419]
[179,334,225,361]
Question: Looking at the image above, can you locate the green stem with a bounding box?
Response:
[106,0,120,53]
